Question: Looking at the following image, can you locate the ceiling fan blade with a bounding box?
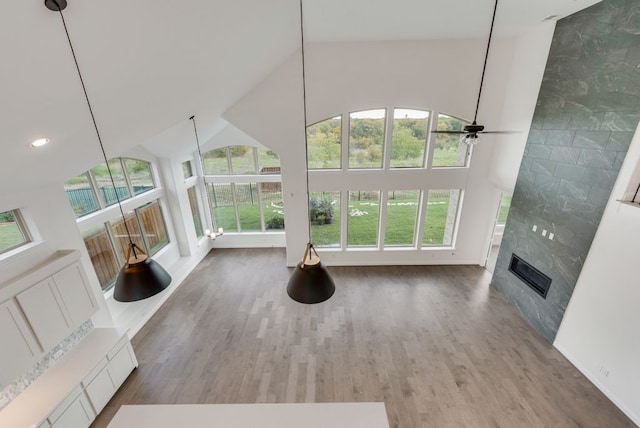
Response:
[431,130,467,134]
[477,130,520,134]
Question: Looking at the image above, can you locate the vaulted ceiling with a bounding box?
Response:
[0,0,600,194]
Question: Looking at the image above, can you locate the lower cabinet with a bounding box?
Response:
[0,329,138,428]
[49,389,94,428]
[83,338,138,415]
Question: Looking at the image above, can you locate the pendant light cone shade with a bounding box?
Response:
[287,244,335,304]
[46,0,171,302]
[114,243,171,302]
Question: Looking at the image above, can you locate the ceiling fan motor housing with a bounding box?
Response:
[464,124,485,133]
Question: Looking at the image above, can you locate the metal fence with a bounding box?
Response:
[65,186,154,216]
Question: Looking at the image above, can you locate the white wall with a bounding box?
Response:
[224,39,523,266]
[0,185,113,327]
[554,125,640,425]
[488,21,557,191]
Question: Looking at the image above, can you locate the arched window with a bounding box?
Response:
[307,108,468,250]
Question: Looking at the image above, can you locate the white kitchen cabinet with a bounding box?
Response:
[83,358,115,414]
[108,340,138,387]
[15,261,97,352]
[0,299,43,387]
[49,390,94,428]
[15,277,71,352]
[52,262,97,328]
[84,338,138,414]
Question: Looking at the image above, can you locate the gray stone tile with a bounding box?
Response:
[577,148,618,169]
[549,146,582,164]
[530,159,557,176]
[601,111,640,131]
[572,130,612,149]
[554,163,586,181]
[606,131,634,151]
[545,130,575,146]
[525,144,553,160]
[582,167,619,188]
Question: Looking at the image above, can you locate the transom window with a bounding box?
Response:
[307,108,471,169]
[203,146,284,233]
[65,157,156,218]
[0,209,31,255]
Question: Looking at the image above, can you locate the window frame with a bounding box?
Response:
[203,145,283,234]
[65,157,157,219]
[0,209,32,256]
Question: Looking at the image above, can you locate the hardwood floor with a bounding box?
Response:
[92,248,634,427]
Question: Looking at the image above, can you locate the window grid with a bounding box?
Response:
[203,146,283,234]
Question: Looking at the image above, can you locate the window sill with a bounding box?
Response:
[0,240,46,264]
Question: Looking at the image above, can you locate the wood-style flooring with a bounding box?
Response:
[92,248,634,427]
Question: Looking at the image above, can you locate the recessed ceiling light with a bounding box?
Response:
[30,138,50,148]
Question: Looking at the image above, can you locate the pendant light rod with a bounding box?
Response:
[473,0,498,124]
[190,115,215,232]
[49,0,133,244]
[299,0,312,241]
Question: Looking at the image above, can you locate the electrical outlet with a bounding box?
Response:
[532,225,537,232]
[598,365,610,378]
[542,229,547,237]
[549,233,554,240]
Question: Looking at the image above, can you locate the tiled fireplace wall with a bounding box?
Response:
[492,0,640,343]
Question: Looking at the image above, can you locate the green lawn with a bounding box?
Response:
[212,194,460,247]
[0,223,25,251]
[311,196,453,247]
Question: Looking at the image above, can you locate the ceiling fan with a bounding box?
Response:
[432,0,514,145]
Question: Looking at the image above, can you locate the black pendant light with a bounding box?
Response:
[286,0,336,304]
[45,0,171,302]
[190,115,222,240]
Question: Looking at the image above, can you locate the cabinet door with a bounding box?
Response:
[108,342,137,389]
[52,262,97,328]
[50,393,94,428]
[85,365,116,414]
[0,299,43,387]
[16,278,71,352]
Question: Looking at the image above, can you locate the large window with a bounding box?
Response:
[310,192,340,247]
[82,199,169,290]
[203,146,283,233]
[390,109,429,168]
[0,210,31,255]
[349,109,386,169]
[305,107,471,252]
[423,189,461,246]
[307,116,341,169]
[384,190,420,246]
[432,114,471,167]
[347,191,380,247]
[66,157,169,291]
[65,158,156,218]
[187,186,203,237]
